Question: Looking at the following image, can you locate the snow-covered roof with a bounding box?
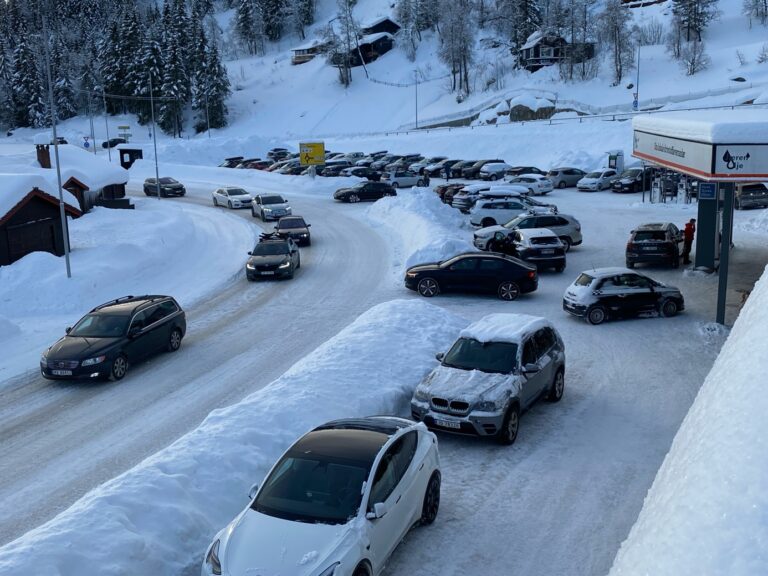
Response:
[359,32,393,45]
[291,38,327,52]
[520,31,543,51]
[362,16,399,29]
[0,173,80,220]
[582,267,635,277]
[633,109,768,144]
[461,313,550,344]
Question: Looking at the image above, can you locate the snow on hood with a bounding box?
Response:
[475,224,506,238]
[608,262,768,576]
[460,313,548,344]
[421,364,517,402]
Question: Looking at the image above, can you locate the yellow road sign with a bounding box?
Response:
[299,141,325,166]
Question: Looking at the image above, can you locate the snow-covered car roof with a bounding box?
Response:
[520,228,559,239]
[460,184,491,193]
[459,313,551,344]
[580,267,636,278]
[517,173,548,180]
[481,163,511,171]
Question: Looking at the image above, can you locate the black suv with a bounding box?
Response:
[626,223,682,269]
[334,181,396,202]
[612,167,655,193]
[246,235,300,280]
[143,177,186,197]
[41,296,186,381]
[405,252,538,301]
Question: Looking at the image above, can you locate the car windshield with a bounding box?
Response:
[442,337,519,374]
[586,172,602,178]
[279,219,306,229]
[622,169,642,177]
[574,273,595,287]
[503,215,527,229]
[524,197,548,207]
[352,182,368,189]
[262,196,285,204]
[252,454,370,525]
[253,243,289,255]
[228,188,249,196]
[69,314,129,338]
[159,178,176,184]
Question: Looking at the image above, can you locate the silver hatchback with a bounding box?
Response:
[411,313,565,445]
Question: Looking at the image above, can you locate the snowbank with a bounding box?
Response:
[365,188,475,276]
[0,316,20,343]
[0,300,467,575]
[608,263,768,576]
[0,198,255,380]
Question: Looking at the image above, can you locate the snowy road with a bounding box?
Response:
[0,183,394,546]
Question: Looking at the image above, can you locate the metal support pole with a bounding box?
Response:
[42,16,71,278]
[102,87,111,162]
[88,91,96,155]
[205,93,211,138]
[716,182,734,325]
[414,70,418,129]
[635,44,641,107]
[149,73,161,200]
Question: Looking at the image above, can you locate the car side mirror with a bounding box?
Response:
[522,363,540,374]
[306,223,311,227]
[247,251,253,256]
[65,326,71,334]
[435,352,445,362]
[248,483,259,500]
[366,502,388,520]
[128,326,142,338]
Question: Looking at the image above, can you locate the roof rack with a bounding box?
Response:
[258,231,284,242]
[91,295,168,312]
[92,295,135,311]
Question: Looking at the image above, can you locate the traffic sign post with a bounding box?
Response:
[83,136,90,149]
[299,142,325,167]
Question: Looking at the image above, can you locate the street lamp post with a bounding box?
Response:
[42,15,72,279]
[149,72,161,200]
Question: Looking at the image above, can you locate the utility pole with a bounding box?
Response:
[102,87,111,162]
[635,44,641,110]
[414,70,419,129]
[87,91,96,155]
[149,72,161,200]
[42,15,72,278]
[205,92,211,138]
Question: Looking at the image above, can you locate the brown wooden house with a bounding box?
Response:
[518,31,595,72]
[0,175,81,266]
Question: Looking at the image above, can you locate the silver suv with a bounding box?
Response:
[469,196,556,227]
[474,212,583,252]
[411,313,565,445]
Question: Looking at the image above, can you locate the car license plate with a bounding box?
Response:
[541,249,555,254]
[642,246,656,251]
[434,418,461,429]
[52,370,72,376]
[260,271,275,275]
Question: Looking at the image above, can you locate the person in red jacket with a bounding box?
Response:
[682,218,696,264]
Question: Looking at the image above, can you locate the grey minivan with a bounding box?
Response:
[411,313,565,445]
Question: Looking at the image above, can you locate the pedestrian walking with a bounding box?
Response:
[423,171,430,188]
[682,218,696,264]
[444,165,450,181]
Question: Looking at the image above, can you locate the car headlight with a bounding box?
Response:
[279,261,291,269]
[246,263,255,270]
[81,355,106,367]
[413,387,430,402]
[475,400,501,412]
[40,351,48,365]
[205,540,222,575]
[318,563,340,576]
[300,233,308,237]
[405,271,417,278]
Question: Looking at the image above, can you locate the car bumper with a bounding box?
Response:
[525,255,566,267]
[577,186,598,192]
[627,251,676,263]
[562,300,588,317]
[411,401,505,437]
[260,210,291,220]
[41,364,109,380]
[404,276,418,290]
[246,267,293,279]
[473,237,491,249]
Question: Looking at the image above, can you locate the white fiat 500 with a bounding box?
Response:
[202,417,441,576]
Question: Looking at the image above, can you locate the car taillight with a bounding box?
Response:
[528,270,536,279]
[627,242,634,251]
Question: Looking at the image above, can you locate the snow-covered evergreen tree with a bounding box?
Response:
[12,28,48,127]
[0,39,16,129]
[193,40,231,132]
[495,0,543,49]
[259,0,286,41]
[396,0,419,60]
[288,0,315,39]
[438,0,474,95]
[743,0,768,25]
[51,36,77,121]
[235,0,264,54]
[672,0,719,41]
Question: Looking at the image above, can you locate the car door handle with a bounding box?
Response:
[396,494,402,504]
[418,462,424,471]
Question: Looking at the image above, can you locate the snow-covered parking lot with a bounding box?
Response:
[1,156,766,575]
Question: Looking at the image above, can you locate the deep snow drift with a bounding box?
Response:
[0,300,466,574]
[608,263,768,576]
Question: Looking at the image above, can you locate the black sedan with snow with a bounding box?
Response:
[405,252,538,301]
[333,181,396,203]
[143,177,186,197]
[245,237,300,280]
[274,216,311,246]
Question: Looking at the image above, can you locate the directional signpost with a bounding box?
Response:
[83,136,90,149]
[300,141,325,178]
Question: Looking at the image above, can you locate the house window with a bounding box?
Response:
[541,47,554,58]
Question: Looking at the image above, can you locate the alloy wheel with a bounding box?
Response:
[498,281,520,301]
[418,278,439,297]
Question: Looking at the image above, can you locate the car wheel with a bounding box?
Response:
[498,281,520,301]
[227,201,233,209]
[348,193,360,203]
[528,188,535,195]
[660,299,679,318]
[626,261,635,269]
[417,277,439,297]
[555,263,566,273]
[109,354,128,381]
[558,181,566,189]
[353,564,371,576]
[490,174,498,181]
[481,218,496,227]
[497,403,520,445]
[213,197,218,206]
[167,328,182,352]
[392,182,399,188]
[420,471,441,525]
[586,306,607,325]
[561,237,572,253]
[261,210,267,220]
[547,368,565,402]
[297,255,301,269]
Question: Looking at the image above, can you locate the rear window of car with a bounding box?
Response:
[574,273,594,287]
[633,231,667,241]
[530,236,559,245]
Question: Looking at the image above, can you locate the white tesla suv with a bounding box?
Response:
[202,417,441,576]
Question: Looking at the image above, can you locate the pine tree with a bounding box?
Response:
[194,40,231,132]
[288,0,315,39]
[415,0,439,35]
[495,0,543,49]
[12,29,48,128]
[438,0,474,95]
[396,0,419,60]
[159,31,190,135]
[671,0,719,42]
[51,36,77,121]
[0,39,16,129]
[235,0,264,54]
[258,0,286,41]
